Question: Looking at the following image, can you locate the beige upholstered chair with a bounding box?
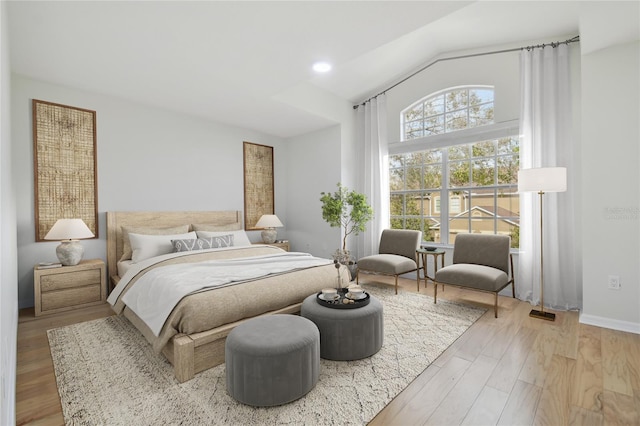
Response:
[434,233,515,318]
[356,229,422,294]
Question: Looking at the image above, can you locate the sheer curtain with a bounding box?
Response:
[518,44,580,310]
[356,94,390,257]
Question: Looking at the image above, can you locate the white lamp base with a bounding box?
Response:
[56,240,84,266]
[261,229,277,244]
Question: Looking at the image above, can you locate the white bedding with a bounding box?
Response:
[109,250,331,336]
[117,260,134,277]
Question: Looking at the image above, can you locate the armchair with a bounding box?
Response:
[356,229,422,294]
[434,233,515,318]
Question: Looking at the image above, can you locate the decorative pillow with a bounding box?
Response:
[171,235,235,252]
[129,231,196,263]
[196,229,252,246]
[120,225,190,261]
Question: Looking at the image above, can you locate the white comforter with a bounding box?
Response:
[109,251,331,336]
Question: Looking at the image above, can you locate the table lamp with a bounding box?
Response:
[518,167,566,321]
[255,214,283,244]
[44,218,95,266]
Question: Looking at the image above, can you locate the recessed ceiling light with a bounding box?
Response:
[312,62,332,73]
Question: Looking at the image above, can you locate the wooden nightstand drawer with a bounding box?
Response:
[41,284,102,311]
[253,241,290,251]
[34,259,106,316]
[41,269,102,292]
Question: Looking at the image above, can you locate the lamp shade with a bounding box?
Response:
[255,214,283,229]
[44,219,94,241]
[518,167,567,193]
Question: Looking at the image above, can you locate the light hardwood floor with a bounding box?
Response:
[16,276,640,425]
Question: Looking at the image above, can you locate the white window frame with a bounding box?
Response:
[401,85,495,141]
[391,86,520,245]
[449,195,462,214]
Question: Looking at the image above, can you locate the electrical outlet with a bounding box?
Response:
[608,275,621,290]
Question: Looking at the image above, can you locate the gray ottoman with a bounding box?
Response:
[225,314,320,407]
[301,294,383,361]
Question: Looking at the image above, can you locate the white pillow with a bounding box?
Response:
[195,229,252,247]
[129,231,197,263]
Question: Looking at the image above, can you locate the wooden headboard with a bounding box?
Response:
[106,210,242,282]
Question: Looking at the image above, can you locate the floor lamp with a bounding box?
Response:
[518,167,567,321]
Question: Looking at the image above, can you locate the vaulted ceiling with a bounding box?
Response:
[7,1,639,138]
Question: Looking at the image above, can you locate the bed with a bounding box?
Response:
[106,210,345,382]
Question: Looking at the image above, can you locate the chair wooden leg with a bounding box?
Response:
[416,272,420,293]
[494,293,498,318]
[356,270,359,285]
[394,275,398,294]
[434,280,438,304]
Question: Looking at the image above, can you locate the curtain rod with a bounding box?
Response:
[353,35,580,109]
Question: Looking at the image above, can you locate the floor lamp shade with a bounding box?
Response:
[44,219,95,266]
[517,167,567,322]
[518,167,567,193]
[255,214,284,244]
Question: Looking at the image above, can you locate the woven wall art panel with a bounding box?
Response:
[243,142,274,230]
[33,99,98,241]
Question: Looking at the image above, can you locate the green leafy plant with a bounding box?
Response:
[320,183,374,254]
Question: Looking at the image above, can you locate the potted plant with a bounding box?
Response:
[320,183,373,280]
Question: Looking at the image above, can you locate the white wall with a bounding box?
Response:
[385,48,521,144]
[580,40,640,332]
[0,1,18,423]
[11,75,289,309]
[276,81,360,257]
[285,125,342,258]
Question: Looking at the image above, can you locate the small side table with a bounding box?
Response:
[416,248,446,290]
[34,259,106,316]
[253,241,290,251]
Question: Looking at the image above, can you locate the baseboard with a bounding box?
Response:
[579,313,640,334]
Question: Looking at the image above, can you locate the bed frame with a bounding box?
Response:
[106,210,303,382]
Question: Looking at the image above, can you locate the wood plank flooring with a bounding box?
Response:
[16,276,640,425]
[16,303,114,425]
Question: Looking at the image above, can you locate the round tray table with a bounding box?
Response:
[316,288,370,309]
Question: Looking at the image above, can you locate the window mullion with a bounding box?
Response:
[468,157,472,234]
[403,159,408,228]
[493,143,498,234]
[441,149,449,244]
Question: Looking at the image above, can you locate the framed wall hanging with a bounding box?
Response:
[33,99,98,241]
[243,141,274,230]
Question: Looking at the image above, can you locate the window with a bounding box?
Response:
[402,87,494,140]
[449,196,462,214]
[391,87,520,247]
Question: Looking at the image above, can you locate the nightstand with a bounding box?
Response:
[34,259,106,316]
[253,241,290,251]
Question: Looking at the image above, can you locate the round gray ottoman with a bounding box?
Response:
[301,294,383,361]
[225,314,320,407]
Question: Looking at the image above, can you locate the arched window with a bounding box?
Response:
[391,86,520,247]
[401,86,494,140]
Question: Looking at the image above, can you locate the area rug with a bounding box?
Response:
[48,283,485,425]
